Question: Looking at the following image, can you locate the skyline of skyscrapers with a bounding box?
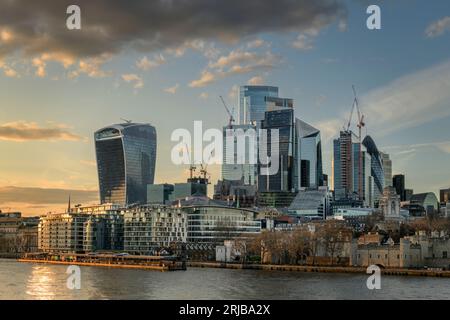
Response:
[95,123,157,206]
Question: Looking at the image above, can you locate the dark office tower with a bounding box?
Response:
[333,131,353,199]
[258,108,295,192]
[95,123,157,206]
[440,188,450,204]
[300,160,310,188]
[362,135,385,204]
[393,174,406,201]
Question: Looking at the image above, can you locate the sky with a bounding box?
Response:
[0,0,450,215]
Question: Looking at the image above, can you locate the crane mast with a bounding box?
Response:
[345,85,365,202]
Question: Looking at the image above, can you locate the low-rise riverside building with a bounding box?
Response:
[352,232,450,269]
[38,199,262,258]
[352,238,422,268]
[38,204,123,253]
[0,212,39,254]
[123,205,187,255]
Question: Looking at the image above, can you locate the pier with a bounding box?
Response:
[19,252,186,272]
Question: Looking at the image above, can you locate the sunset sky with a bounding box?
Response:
[1,0,450,215]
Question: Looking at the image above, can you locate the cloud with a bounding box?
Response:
[0,1,345,60]
[189,70,216,88]
[385,141,450,155]
[0,186,98,206]
[190,50,281,87]
[425,16,450,38]
[247,76,264,85]
[164,83,179,94]
[247,39,269,49]
[199,92,208,99]
[3,66,18,77]
[209,50,258,69]
[121,73,144,89]
[315,59,450,142]
[68,53,112,78]
[167,40,221,59]
[0,121,84,142]
[292,34,315,50]
[136,54,166,71]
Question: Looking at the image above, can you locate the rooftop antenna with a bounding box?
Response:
[120,118,132,123]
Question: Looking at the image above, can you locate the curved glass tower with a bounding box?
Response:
[95,123,157,206]
[362,135,384,204]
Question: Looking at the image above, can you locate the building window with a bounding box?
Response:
[443,251,448,259]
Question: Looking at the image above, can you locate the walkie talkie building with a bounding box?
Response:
[95,123,157,206]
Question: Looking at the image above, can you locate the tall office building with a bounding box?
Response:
[352,143,374,207]
[221,124,258,185]
[95,123,157,206]
[380,152,392,188]
[393,174,405,201]
[362,135,384,205]
[295,119,323,188]
[258,108,295,192]
[333,131,353,200]
[239,86,279,124]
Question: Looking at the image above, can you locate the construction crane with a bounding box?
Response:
[199,150,213,184]
[219,95,235,128]
[344,85,365,202]
[183,142,197,179]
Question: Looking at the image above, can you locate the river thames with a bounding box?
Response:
[1,259,450,299]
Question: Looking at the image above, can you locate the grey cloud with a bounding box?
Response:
[0,186,98,205]
[0,121,84,141]
[0,0,346,59]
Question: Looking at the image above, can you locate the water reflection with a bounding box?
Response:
[26,265,59,300]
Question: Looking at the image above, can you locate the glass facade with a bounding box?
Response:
[333,131,353,200]
[362,135,385,204]
[295,119,323,189]
[258,108,295,192]
[380,152,392,188]
[221,124,258,185]
[239,86,279,124]
[95,123,157,206]
[183,206,261,245]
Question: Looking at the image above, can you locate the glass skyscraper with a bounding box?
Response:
[239,86,279,124]
[221,124,258,185]
[380,152,392,188]
[333,131,353,200]
[362,135,385,205]
[295,119,323,189]
[258,108,295,192]
[95,123,157,206]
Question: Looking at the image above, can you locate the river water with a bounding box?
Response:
[1,259,449,299]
